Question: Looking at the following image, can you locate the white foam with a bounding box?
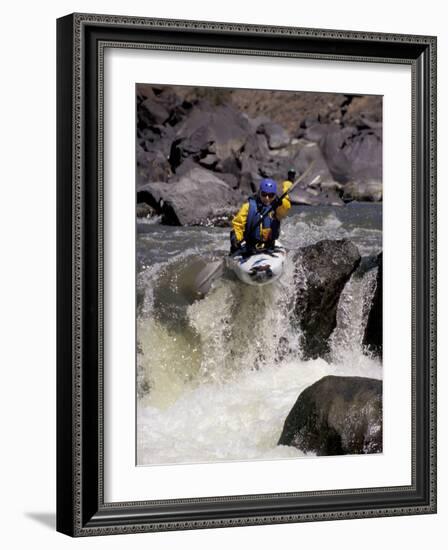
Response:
[137,355,382,465]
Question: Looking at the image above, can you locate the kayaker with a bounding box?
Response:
[230,177,292,254]
[286,168,296,185]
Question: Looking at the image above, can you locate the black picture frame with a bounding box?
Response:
[57,13,437,537]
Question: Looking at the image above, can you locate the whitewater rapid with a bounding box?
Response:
[136,205,383,466]
[137,355,382,465]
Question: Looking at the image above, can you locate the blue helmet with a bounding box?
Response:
[259,178,277,194]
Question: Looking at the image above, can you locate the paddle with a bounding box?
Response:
[193,162,316,296]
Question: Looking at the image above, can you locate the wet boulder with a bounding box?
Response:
[293,239,361,359]
[138,167,238,226]
[363,252,383,357]
[278,375,382,455]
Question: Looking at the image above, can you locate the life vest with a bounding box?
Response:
[244,196,280,247]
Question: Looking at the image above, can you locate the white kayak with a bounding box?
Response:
[227,242,287,286]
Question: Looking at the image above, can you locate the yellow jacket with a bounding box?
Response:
[232,180,292,242]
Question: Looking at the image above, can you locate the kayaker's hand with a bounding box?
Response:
[271,196,283,210]
[230,231,242,253]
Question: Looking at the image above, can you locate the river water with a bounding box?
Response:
[136,203,383,465]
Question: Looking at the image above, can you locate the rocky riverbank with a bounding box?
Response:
[136,85,382,226]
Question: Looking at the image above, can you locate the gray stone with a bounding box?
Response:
[293,239,361,359]
[138,167,238,226]
[293,142,337,187]
[278,375,382,455]
[342,180,382,202]
[258,121,290,149]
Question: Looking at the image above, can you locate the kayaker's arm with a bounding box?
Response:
[231,201,250,242]
[274,180,292,220]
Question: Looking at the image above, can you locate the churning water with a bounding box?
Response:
[136,203,383,465]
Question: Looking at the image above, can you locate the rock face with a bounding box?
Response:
[293,239,361,360]
[363,252,383,357]
[278,375,383,455]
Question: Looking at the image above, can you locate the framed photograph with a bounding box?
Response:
[57,13,437,536]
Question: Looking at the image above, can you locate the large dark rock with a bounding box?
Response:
[136,146,172,184]
[293,239,361,359]
[170,102,252,173]
[139,124,177,159]
[363,252,383,357]
[140,96,170,126]
[137,167,238,226]
[258,121,290,149]
[278,375,382,455]
[289,141,339,195]
[237,135,304,193]
[322,127,382,185]
[242,132,271,159]
[341,95,383,129]
[304,123,382,189]
[137,85,193,128]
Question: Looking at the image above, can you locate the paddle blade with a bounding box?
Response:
[194,260,225,296]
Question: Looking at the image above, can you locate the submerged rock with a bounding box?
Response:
[278,375,383,455]
[293,239,361,360]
